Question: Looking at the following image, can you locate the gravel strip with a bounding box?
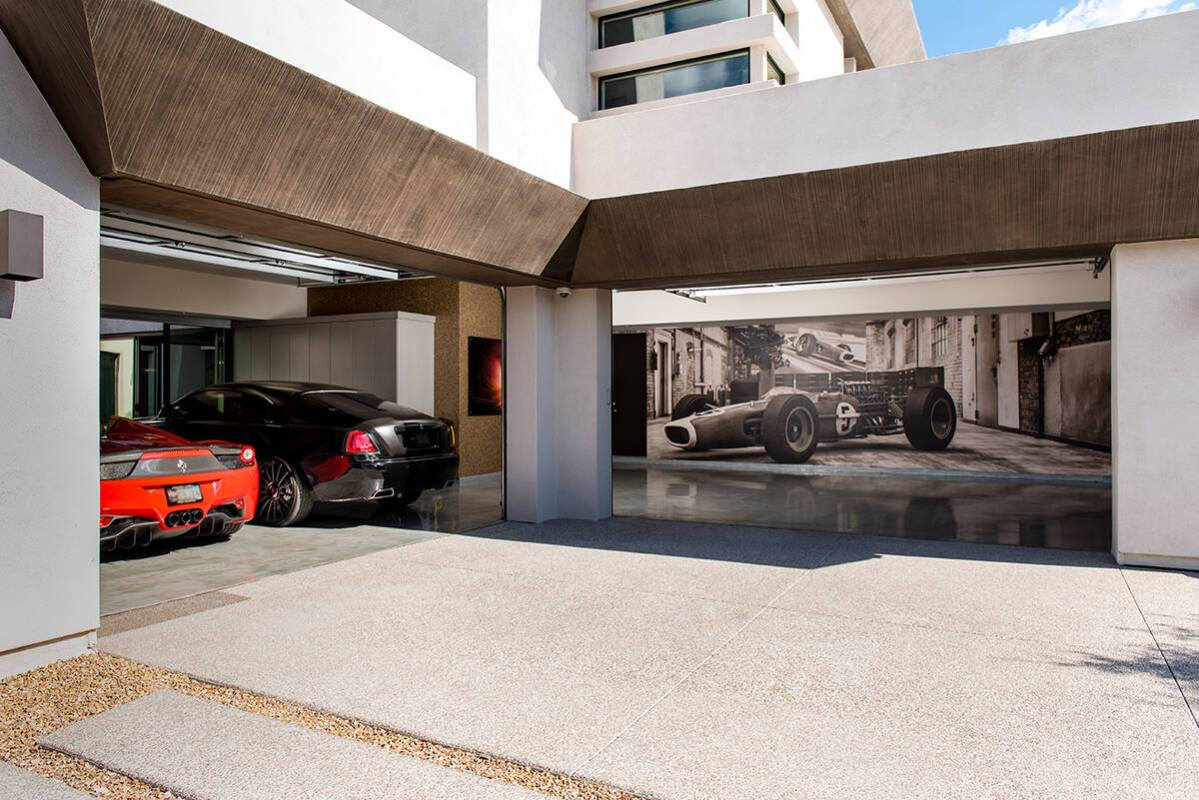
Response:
[1,652,647,800]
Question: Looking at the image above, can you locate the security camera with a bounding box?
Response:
[556,287,573,299]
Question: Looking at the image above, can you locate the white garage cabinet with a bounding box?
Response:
[232,311,435,415]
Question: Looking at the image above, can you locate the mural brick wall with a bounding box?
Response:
[1018,339,1044,434]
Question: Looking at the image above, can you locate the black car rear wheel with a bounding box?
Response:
[256,457,314,527]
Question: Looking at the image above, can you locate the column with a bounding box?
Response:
[1111,239,1199,569]
[504,287,612,523]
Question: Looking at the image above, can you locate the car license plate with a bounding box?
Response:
[166,484,202,505]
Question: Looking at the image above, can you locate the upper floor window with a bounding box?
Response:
[766,54,785,85]
[599,50,750,110]
[600,0,749,48]
[768,0,786,25]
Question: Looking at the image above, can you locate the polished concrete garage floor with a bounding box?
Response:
[97,518,1199,800]
[615,463,1112,552]
[100,474,501,615]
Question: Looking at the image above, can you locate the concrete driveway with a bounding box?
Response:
[99,518,1199,799]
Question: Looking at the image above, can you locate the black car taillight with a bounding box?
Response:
[345,431,379,454]
[99,458,138,480]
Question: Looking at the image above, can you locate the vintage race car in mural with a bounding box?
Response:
[665,367,957,464]
[100,418,259,552]
[783,330,867,371]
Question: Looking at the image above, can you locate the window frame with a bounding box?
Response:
[598,48,752,110]
[768,0,786,25]
[931,317,950,358]
[766,53,786,85]
[599,0,750,48]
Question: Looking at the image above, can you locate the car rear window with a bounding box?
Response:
[301,391,390,423]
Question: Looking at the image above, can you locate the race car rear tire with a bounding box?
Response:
[256,457,314,527]
[903,386,957,451]
[671,394,711,421]
[762,394,820,464]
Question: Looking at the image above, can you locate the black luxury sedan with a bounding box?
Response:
[159,382,458,526]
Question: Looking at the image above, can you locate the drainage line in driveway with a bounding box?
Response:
[1118,568,1199,733]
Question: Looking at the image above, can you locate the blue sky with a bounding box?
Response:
[914,0,1198,57]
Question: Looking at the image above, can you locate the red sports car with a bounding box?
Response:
[100,418,259,552]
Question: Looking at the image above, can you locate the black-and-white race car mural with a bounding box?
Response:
[664,367,957,464]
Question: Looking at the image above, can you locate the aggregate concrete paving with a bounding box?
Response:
[0,760,91,800]
[100,518,1199,800]
[42,691,552,799]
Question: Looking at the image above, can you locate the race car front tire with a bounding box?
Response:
[256,457,315,527]
[762,394,820,464]
[903,386,958,451]
[671,394,711,421]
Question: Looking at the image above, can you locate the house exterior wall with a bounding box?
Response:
[1111,239,1199,570]
[794,0,845,80]
[574,10,1199,197]
[0,33,100,678]
[156,0,478,146]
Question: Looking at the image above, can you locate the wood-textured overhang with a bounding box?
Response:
[571,120,1199,290]
[0,0,588,286]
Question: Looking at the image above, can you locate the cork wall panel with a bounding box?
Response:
[457,281,503,477]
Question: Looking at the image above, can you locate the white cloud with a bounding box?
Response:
[1002,0,1198,44]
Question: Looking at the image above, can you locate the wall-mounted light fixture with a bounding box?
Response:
[1,210,44,282]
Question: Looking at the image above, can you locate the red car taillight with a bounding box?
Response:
[240,446,256,465]
[344,431,379,454]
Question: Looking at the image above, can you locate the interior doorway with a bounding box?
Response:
[612,333,648,457]
[974,314,1000,426]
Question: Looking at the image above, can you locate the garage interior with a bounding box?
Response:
[97,209,505,615]
[610,262,1113,552]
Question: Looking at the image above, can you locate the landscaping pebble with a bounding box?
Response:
[0,652,644,800]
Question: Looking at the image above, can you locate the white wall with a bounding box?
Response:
[346,0,490,148]
[0,33,100,677]
[1111,240,1199,570]
[102,257,308,320]
[506,287,612,522]
[613,265,1111,328]
[794,0,844,81]
[336,0,586,189]
[574,10,1199,196]
[487,0,588,187]
[232,312,435,414]
[155,0,478,146]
